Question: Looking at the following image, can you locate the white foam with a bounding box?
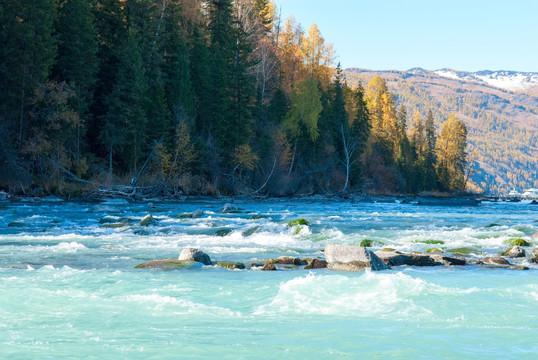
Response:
[123,294,242,317]
[255,272,436,319]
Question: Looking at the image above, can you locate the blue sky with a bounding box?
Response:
[271,0,538,72]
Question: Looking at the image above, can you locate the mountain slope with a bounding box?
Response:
[345,68,538,194]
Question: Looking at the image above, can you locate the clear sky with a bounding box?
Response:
[271,0,538,72]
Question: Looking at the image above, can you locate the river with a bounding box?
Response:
[1,198,537,358]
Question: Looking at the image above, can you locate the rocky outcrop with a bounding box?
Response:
[304,259,327,269]
[325,244,390,271]
[374,251,466,267]
[178,248,212,265]
[140,214,156,226]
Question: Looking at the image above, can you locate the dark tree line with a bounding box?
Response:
[0,0,468,196]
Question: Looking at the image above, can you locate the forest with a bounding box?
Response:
[0,0,470,197]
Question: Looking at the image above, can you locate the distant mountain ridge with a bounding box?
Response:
[345,67,538,194]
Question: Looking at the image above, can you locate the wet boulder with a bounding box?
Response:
[262,264,277,271]
[266,256,307,266]
[178,247,212,265]
[139,214,156,226]
[500,246,526,258]
[483,257,510,266]
[191,209,204,218]
[304,259,328,269]
[375,251,465,267]
[220,203,239,212]
[325,244,389,271]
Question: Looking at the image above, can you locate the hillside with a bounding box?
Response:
[345,68,538,194]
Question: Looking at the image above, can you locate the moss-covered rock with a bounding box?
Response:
[380,247,396,252]
[447,247,484,256]
[426,248,443,253]
[503,238,532,247]
[174,213,192,219]
[286,218,310,227]
[251,215,270,220]
[215,229,233,237]
[242,226,260,237]
[413,239,445,245]
[360,239,373,247]
[216,262,246,270]
[135,260,201,270]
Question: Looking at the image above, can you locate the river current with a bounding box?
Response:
[1,198,537,358]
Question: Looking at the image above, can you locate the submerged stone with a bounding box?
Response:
[135,259,201,270]
[220,203,239,212]
[215,229,233,237]
[8,222,25,228]
[242,226,260,237]
[447,247,483,257]
[178,248,212,265]
[413,239,445,245]
[250,215,270,220]
[426,248,443,253]
[325,244,389,271]
[100,223,128,229]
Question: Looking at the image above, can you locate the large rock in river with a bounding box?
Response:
[374,251,466,267]
[178,247,212,265]
[325,244,389,271]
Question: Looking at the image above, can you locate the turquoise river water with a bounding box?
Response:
[1,198,537,359]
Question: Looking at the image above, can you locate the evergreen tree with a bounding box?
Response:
[424,109,437,190]
[52,0,99,158]
[90,0,127,154]
[0,0,57,140]
[101,27,148,174]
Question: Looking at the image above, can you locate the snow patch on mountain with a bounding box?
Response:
[433,69,538,92]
